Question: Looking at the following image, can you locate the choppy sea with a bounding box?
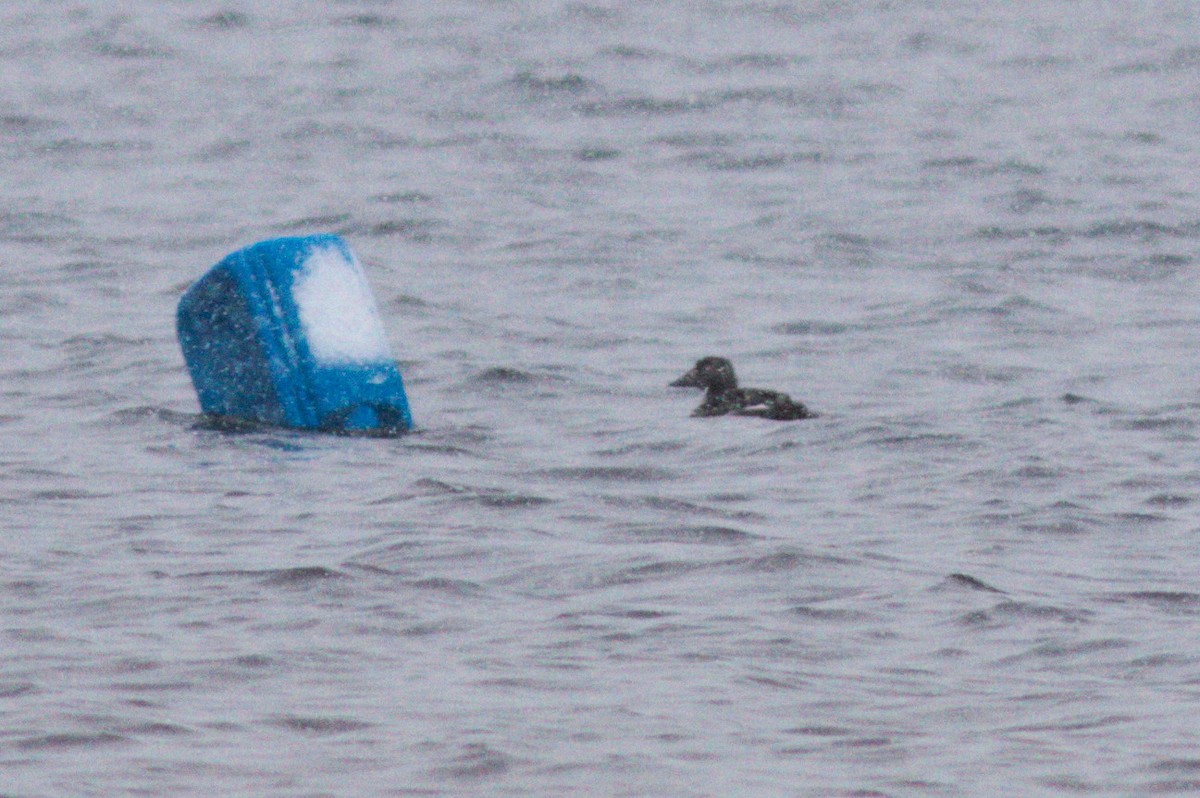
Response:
[4,3,1200,795]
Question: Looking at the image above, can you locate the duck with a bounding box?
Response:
[670,356,816,420]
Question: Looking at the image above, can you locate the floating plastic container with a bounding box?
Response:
[177,234,413,434]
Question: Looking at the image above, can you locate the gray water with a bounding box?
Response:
[3,2,1200,795]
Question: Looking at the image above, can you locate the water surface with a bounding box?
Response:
[3,3,1200,795]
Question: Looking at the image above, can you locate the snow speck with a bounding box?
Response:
[292,246,393,363]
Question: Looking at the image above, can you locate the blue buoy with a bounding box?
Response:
[177,234,413,434]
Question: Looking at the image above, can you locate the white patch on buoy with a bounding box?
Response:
[292,246,393,364]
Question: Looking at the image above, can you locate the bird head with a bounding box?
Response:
[670,356,737,391]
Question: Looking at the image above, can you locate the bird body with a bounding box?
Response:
[670,356,815,421]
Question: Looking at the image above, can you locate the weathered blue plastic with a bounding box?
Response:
[177,235,413,434]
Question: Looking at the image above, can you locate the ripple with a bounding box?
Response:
[1145,494,1193,508]
[408,478,553,508]
[1112,46,1200,74]
[924,155,980,169]
[619,523,760,545]
[691,53,800,73]
[594,440,688,457]
[739,550,812,573]
[1085,219,1200,240]
[268,715,373,735]
[598,559,706,587]
[28,488,111,501]
[941,363,1032,385]
[272,213,351,232]
[974,225,1069,243]
[538,465,676,483]
[192,10,252,29]
[86,28,174,60]
[1107,591,1200,615]
[179,566,349,586]
[468,366,538,385]
[510,70,597,94]
[120,721,194,737]
[17,732,128,751]
[333,218,441,241]
[1007,714,1132,733]
[1144,779,1200,794]
[0,682,36,698]
[939,573,1006,594]
[783,725,852,737]
[404,577,485,597]
[601,494,765,521]
[831,736,893,748]
[335,13,401,28]
[1154,760,1200,774]
[259,566,348,586]
[1017,638,1132,660]
[689,151,822,171]
[576,146,620,161]
[434,743,514,779]
[771,320,851,336]
[868,432,974,451]
[960,600,1090,627]
[0,114,58,133]
[0,211,80,242]
[789,605,870,621]
[577,95,708,117]
[1116,415,1195,434]
[1002,188,1057,214]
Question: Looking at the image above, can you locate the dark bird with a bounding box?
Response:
[670,356,816,420]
